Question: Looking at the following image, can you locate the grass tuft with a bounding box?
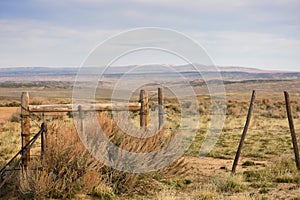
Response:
[211,174,247,193]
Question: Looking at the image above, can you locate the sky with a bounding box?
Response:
[0,0,299,71]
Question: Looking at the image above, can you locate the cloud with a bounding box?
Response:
[1,0,299,33]
[191,31,300,70]
[0,0,299,70]
[0,19,120,67]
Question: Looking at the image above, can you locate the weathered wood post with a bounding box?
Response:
[232,90,256,174]
[284,91,300,172]
[145,91,149,127]
[158,87,164,130]
[21,92,30,168]
[140,90,149,127]
[41,122,47,159]
[78,105,84,134]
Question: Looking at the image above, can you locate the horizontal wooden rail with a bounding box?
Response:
[28,103,141,113]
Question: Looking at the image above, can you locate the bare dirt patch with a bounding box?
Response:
[0,107,18,122]
[0,107,18,130]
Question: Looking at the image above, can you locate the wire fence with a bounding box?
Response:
[0,123,47,189]
[0,89,299,187]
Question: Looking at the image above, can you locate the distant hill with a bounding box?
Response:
[0,67,78,77]
[0,65,299,82]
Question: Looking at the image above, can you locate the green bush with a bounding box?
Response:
[9,112,21,123]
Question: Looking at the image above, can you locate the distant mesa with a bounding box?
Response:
[0,64,299,82]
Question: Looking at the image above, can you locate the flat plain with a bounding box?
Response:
[0,67,300,199]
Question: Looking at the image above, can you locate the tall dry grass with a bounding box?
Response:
[17,112,187,199]
[18,121,104,199]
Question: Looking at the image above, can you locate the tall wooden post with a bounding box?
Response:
[140,90,149,127]
[140,90,145,127]
[41,122,47,159]
[158,87,164,130]
[21,92,30,168]
[284,91,300,172]
[145,92,149,127]
[232,90,256,174]
[78,105,84,134]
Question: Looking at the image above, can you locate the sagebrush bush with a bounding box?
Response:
[17,113,187,199]
[9,111,20,123]
[19,122,104,199]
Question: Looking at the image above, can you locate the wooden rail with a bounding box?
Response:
[28,102,141,112]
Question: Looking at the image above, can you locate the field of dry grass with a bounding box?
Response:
[1,80,300,199]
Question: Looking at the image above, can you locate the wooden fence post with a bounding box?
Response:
[41,122,47,159]
[158,87,164,130]
[140,90,145,127]
[140,90,149,127]
[145,91,149,127]
[284,91,300,172]
[21,92,30,168]
[232,90,256,174]
[78,105,84,134]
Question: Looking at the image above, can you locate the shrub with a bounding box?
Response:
[4,101,20,107]
[19,122,104,199]
[9,111,21,123]
[211,174,247,193]
[242,161,256,167]
[17,113,186,199]
[91,184,115,199]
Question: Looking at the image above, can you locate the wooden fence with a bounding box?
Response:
[20,88,164,167]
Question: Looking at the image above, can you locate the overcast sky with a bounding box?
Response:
[0,0,299,70]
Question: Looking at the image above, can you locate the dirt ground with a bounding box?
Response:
[181,156,300,200]
[0,107,18,121]
[0,107,18,129]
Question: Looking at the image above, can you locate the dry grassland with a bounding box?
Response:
[0,80,300,199]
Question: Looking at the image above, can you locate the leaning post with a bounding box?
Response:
[232,90,256,174]
[284,91,300,172]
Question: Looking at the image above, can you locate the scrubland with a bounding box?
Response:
[1,86,300,199]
